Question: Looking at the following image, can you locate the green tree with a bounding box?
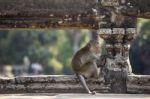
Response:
[0,29,90,75]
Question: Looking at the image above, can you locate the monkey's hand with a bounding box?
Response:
[92,54,100,60]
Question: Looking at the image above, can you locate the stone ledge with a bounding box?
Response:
[0,75,109,93]
[1,75,150,93]
[127,75,150,93]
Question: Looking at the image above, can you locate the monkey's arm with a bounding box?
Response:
[83,53,99,64]
[97,56,106,67]
[77,74,95,94]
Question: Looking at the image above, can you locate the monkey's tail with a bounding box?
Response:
[76,74,92,94]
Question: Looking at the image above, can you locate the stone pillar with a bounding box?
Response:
[99,28,135,93]
[97,0,137,93]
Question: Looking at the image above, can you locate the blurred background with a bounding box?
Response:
[129,18,150,75]
[0,29,92,77]
[0,18,149,78]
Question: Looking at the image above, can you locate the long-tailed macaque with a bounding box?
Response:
[72,40,101,94]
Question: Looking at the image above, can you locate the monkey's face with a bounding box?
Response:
[89,40,101,54]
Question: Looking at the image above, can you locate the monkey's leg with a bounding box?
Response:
[77,74,94,94]
[91,62,100,79]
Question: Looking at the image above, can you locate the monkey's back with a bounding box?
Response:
[72,47,91,72]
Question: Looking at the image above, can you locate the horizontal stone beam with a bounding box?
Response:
[0,0,149,29]
[0,75,109,93]
[101,0,150,18]
[0,0,99,29]
[121,0,150,18]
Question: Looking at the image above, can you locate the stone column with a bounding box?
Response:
[97,0,137,93]
[99,27,135,93]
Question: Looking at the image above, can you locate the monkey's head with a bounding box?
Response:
[87,40,101,54]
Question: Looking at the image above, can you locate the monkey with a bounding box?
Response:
[72,40,101,94]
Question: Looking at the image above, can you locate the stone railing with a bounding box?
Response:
[0,75,109,93]
[127,75,150,93]
[0,75,150,93]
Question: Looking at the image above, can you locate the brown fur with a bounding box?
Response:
[72,40,101,94]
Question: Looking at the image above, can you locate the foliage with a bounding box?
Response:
[129,18,150,74]
[0,29,90,75]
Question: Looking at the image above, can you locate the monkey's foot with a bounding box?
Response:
[92,91,97,95]
[88,91,96,95]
